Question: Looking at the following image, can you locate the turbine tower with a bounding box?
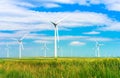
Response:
[41,42,48,57]
[51,22,59,58]
[51,15,69,58]
[95,41,103,57]
[12,34,27,58]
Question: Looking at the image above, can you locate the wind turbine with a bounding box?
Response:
[95,41,103,57]
[12,34,27,58]
[51,15,69,58]
[5,43,9,58]
[70,48,72,57]
[41,42,48,57]
[58,46,62,57]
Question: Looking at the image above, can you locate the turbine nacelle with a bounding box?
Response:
[96,42,103,47]
[51,22,57,28]
[18,40,22,43]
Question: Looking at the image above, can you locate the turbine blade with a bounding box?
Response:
[56,15,69,24]
[95,40,98,47]
[56,26,59,42]
[95,40,98,44]
[11,38,18,41]
[6,43,9,48]
[41,45,44,50]
[20,33,28,40]
[41,47,44,50]
[21,42,24,50]
[45,46,49,50]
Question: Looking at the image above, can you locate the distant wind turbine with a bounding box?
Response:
[12,33,28,58]
[50,15,69,58]
[95,41,103,57]
[58,46,62,57]
[41,42,48,57]
[70,48,72,57]
[5,43,9,58]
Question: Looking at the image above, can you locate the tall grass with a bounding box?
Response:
[0,58,120,78]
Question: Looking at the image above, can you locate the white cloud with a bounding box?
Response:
[0,41,17,45]
[88,0,120,11]
[0,30,113,46]
[100,22,120,31]
[70,41,86,46]
[1,0,119,32]
[0,8,113,31]
[86,37,112,41]
[40,0,74,4]
[0,0,119,42]
[4,0,119,12]
[89,0,101,4]
[34,40,52,44]
[32,0,120,11]
[26,34,112,42]
[43,3,61,8]
[59,35,87,40]
[83,31,100,35]
[26,35,88,41]
[101,0,120,11]
[15,2,36,8]
[107,3,120,11]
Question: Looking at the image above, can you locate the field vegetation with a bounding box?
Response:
[0,58,120,78]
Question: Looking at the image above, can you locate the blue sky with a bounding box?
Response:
[0,0,120,57]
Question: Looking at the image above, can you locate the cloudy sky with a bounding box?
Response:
[0,0,120,57]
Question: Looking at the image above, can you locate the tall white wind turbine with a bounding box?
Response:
[51,15,69,58]
[12,34,27,58]
[95,41,103,57]
[41,42,48,57]
[51,22,59,58]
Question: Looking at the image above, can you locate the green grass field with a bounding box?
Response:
[0,58,120,78]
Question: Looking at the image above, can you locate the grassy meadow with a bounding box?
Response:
[0,58,120,78]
